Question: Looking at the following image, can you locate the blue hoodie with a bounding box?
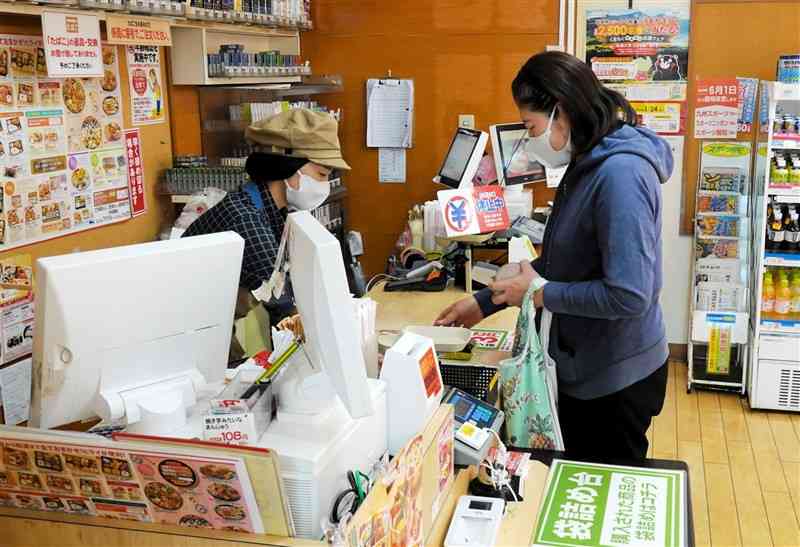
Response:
[475,124,673,399]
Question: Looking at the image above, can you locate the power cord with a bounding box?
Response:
[480,428,518,504]
[330,470,371,525]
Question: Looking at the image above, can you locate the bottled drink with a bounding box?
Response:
[776,275,792,315]
[785,210,800,253]
[768,207,785,251]
[791,271,800,318]
[762,270,775,313]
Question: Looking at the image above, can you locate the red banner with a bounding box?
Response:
[124,129,146,217]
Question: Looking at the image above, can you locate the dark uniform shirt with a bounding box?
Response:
[182,184,287,291]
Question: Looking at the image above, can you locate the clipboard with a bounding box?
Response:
[366,74,414,149]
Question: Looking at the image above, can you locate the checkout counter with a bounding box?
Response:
[0,285,693,547]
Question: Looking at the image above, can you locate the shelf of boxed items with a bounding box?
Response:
[169,184,347,204]
[170,25,304,86]
[0,1,311,35]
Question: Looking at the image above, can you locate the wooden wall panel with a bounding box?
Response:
[0,15,173,264]
[303,2,559,276]
[682,0,800,233]
[169,86,203,157]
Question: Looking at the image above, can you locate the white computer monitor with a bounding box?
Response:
[258,211,385,540]
[433,127,488,189]
[489,122,546,186]
[275,210,373,418]
[30,232,244,434]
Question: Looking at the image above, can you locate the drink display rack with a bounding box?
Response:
[748,81,800,412]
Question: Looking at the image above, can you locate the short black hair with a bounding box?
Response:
[245,152,308,184]
[512,51,637,155]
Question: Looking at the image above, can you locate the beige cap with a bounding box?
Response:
[245,109,350,171]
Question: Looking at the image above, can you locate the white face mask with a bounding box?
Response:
[524,106,573,169]
[285,172,330,211]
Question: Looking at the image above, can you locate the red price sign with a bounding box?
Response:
[470,330,506,350]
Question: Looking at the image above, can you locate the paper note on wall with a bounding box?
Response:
[378,148,406,183]
[366,79,413,148]
[0,357,32,425]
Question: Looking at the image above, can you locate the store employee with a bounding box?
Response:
[183,109,350,359]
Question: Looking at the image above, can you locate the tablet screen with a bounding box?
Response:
[440,131,479,183]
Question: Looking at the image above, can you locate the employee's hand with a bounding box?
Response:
[434,296,484,328]
[490,261,539,308]
[277,314,305,341]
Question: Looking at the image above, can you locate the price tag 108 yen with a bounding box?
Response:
[203,412,257,445]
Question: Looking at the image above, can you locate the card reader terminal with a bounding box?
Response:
[443,387,504,466]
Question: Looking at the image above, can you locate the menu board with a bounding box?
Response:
[0,34,131,251]
[0,436,265,533]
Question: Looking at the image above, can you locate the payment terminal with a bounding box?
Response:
[443,387,504,466]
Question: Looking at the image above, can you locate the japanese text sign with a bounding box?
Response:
[534,460,686,547]
[42,12,102,77]
[106,15,172,46]
[694,78,739,139]
[437,186,510,237]
[124,129,147,217]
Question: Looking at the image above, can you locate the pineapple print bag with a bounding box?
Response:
[499,280,564,450]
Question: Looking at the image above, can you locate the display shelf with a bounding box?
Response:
[169,186,347,205]
[767,186,800,196]
[0,1,307,34]
[760,317,800,334]
[204,75,302,85]
[170,25,301,86]
[764,252,800,267]
[772,133,800,150]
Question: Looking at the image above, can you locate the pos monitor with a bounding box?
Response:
[489,122,546,186]
[434,127,488,189]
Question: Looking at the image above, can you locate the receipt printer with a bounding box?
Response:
[443,387,504,466]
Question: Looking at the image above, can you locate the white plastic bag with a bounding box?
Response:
[170,187,227,239]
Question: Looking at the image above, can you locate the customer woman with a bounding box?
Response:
[436,51,673,462]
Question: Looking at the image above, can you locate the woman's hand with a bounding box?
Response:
[434,296,485,328]
[277,314,305,341]
[489,261,540,308]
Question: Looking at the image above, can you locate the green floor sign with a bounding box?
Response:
[533,460,686,547]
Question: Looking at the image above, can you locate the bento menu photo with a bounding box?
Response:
[0,33,131,251]
[0,437,265,533]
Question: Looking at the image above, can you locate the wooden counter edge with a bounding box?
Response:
[428,459,550,547]
[0,507,322,546]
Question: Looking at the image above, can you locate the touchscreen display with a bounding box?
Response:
[448,390,498,429]
[441,132,478,182]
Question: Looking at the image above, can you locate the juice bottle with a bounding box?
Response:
[775,275,792,316]
[791,271,800,319]
[762,270,775,313]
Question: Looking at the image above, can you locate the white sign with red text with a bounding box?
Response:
[42,12,103,78]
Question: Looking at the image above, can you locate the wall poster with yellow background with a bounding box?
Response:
[0,33,131,252]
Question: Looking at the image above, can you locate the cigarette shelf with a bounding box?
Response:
[0,1,307,35]
[169,185,347,205]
